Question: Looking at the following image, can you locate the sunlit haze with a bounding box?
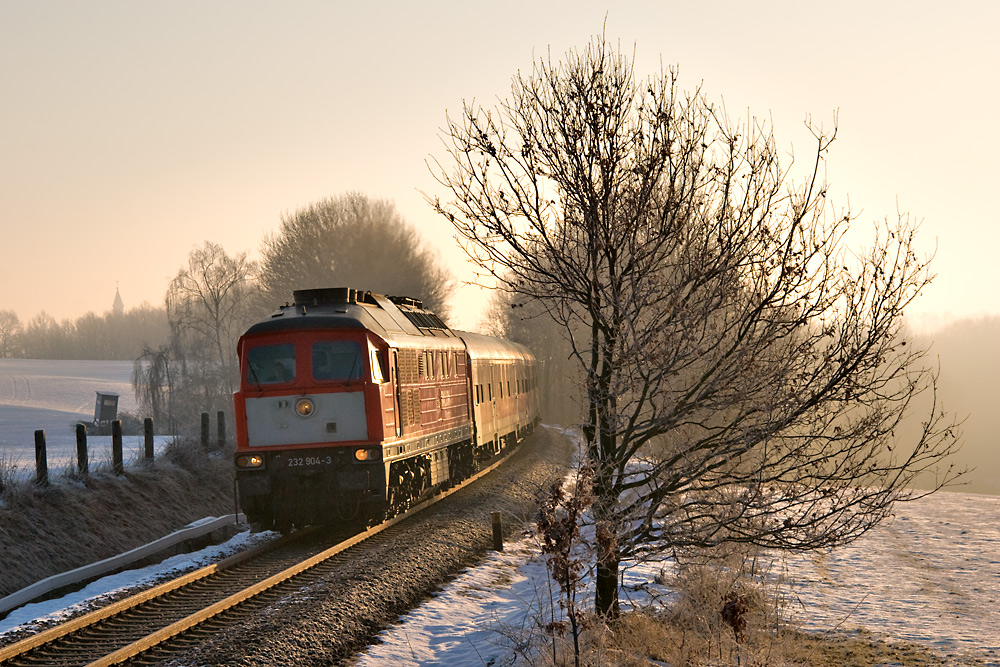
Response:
[2,1,997,333]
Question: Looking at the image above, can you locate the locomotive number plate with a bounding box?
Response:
[287,456,333,467]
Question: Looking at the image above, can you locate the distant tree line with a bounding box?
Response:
[0,304,169,360]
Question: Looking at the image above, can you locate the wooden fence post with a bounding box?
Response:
[201,412,210,450]
[144,418,154,460]
[112,420,124,475]
[34,430,48,486]
[492,511,504,551]
[76,423,89,477]
[217,410,226,450]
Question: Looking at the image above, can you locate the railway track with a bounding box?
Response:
[0,448,516,667]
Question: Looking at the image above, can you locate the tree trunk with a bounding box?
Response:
[595,548,620,617]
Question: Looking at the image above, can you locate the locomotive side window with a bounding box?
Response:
[312,341,363,381]
[247,344,296,384]
[370,348,388,383]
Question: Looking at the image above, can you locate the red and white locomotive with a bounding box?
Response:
[233,287,539,530]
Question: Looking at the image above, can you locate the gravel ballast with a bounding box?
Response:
[169,426,574,667]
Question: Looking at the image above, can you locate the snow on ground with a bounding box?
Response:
[356,534,557,666]
[357,426,1000,665]
[1,411,996,665]
[3,490,995,666]
[0,359,171,478]
[355,529,672,667]
[0,359,137,416]
[354,490,1000,666]
[781,490,1000,665]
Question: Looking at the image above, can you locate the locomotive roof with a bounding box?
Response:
[241,287,460,344]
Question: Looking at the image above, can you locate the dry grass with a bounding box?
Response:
[0,451,21,494]
[530,612,952,667]
[0,438,234,598]
[525,543,954,667]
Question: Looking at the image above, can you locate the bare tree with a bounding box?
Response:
[0,310,21,358]
[259,192,455,318]
[430,35,962,616]
[132,343,174,427]
[166,242,257,401]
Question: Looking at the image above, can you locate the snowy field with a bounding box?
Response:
[0,359,170,477]
[354,487,1000,667]
[0,488,996,665]
[1,369,996,665]
[781,489,1000,664]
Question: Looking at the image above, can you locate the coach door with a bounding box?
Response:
[489,364,498,444]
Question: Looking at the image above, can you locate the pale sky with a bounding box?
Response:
[2,1,997,332]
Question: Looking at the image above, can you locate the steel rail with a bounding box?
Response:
[0,531,294,662]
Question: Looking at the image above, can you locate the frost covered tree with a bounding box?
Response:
[430,35,962,616]
[19,312,72,359]
[165,242,257,416]
[0,310,21,357]
[259,192,455,318]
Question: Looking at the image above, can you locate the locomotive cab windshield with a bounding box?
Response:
[244,338,369,386]
[247,343,296,384]
[312,340,363,381]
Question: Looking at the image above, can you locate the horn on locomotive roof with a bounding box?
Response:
[291,287,424,311]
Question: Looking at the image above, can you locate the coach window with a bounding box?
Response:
[312,341,363,381]
[247,343,295,384]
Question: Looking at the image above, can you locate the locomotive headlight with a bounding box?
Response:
[294,398,315,417]
[354,447,381,461]
[236,454,264,468]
